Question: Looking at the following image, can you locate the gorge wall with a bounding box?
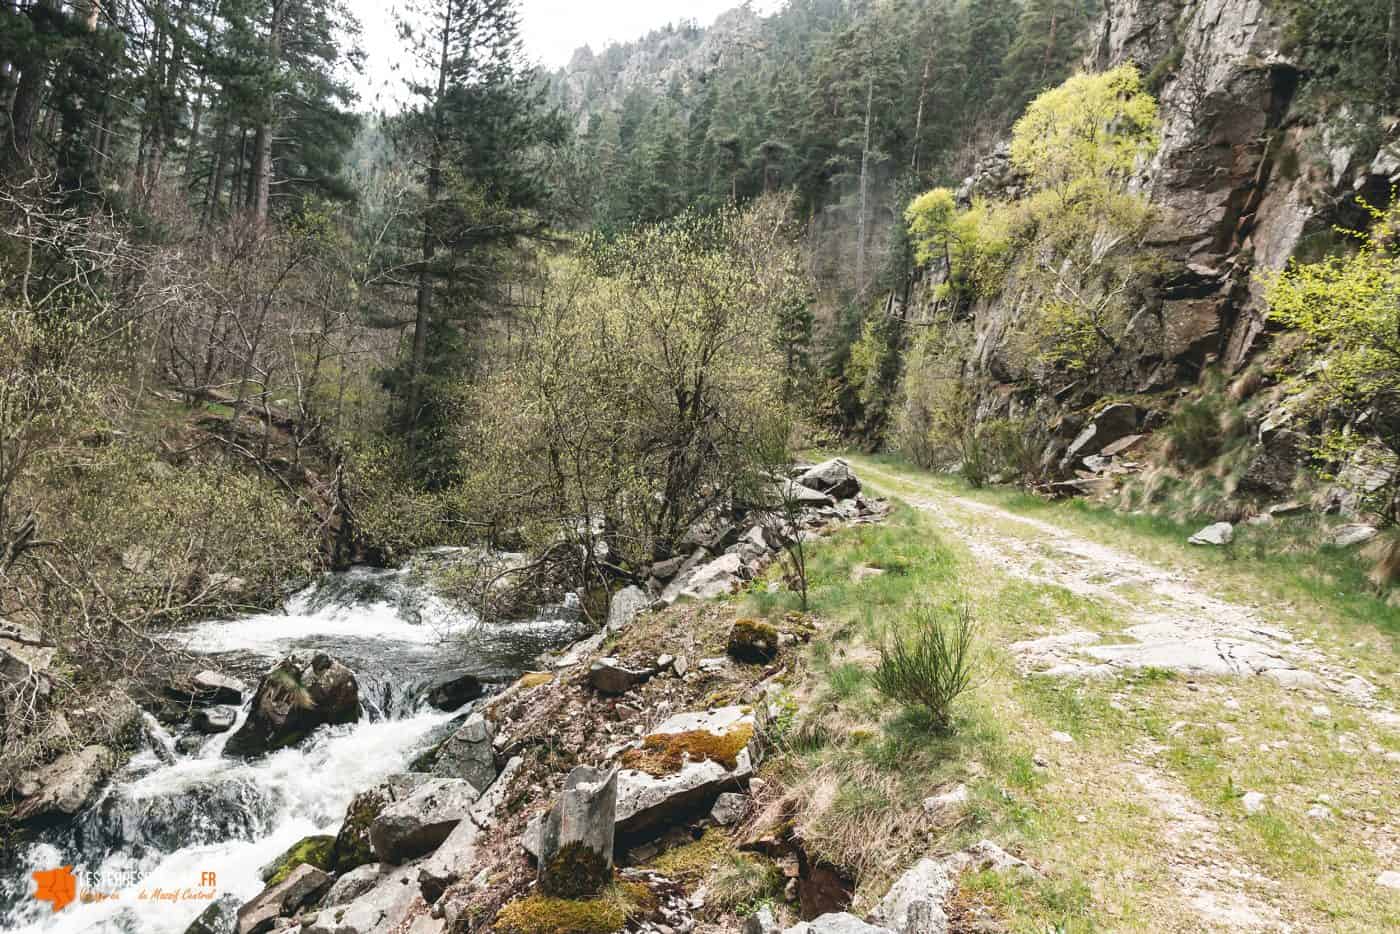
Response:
[922,0,1398,437]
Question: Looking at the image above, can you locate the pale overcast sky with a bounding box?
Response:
[350,0,774,110]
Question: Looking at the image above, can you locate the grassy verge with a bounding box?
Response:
[736,503,1176,930]
[783,453,1400,931]
[850,452,1400,644]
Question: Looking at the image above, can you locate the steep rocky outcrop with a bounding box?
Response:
[931,0,1397,479]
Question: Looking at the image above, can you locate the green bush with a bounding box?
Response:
[873,604,977,733]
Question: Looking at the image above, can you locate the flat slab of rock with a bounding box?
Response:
[614,706,759,836]
[13,745,112,823]
[1330,524,1378,548]
[370,777,479,864]
[236,863,330,934]
[783,914,893,934]
[302,863,421,934]
[664,553,748,603]
[1189,522,1234,546]
[588,657,654,695]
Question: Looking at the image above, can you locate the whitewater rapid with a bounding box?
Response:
[0,559,588,933]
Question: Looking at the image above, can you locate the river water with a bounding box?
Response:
[0,557,589,933]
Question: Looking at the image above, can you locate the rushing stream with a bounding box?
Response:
[0,555,590,934]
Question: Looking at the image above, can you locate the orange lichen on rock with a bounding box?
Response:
[620,724,754,777]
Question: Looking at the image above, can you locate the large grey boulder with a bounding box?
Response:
[798,458,861,499]
[235,863,330,934]
[615,706,759,835]
[1330,524,1378,548]
[417,756,523,903]
[783,914,894,934]
[671,553,748,602]
[183,893,240,934]
[13,745,113,823]
[321,863,385,908]
[1188,522,1234,546]
[302,863,421,934]
[425,674,483,711]
[331,773,434,872]
[192,706,237,734]
[869,858,956,934]
[225,653,361,757]
[1062,404,1139,468]
[606,585,649,632]
[538,765,618,897]
[431,713,496,790]
[370,777,479,864]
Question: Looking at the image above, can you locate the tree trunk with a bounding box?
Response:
[855,71,874,296]
[248,0,287,222]
[3,0,62,173]
[202,116,230,228]
[404,1,453,445]
[911,51,931,173]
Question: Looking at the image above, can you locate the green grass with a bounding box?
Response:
[759,451,1400,931]
[852,452,1400,642]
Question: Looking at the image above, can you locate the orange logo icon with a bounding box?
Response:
[32,866,78,912]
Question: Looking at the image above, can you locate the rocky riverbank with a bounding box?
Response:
[142,457,1023,934]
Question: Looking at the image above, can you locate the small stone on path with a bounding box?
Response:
[1241,791,1266,814]
[1050,731,1075,744]
[1377,870,1400,891]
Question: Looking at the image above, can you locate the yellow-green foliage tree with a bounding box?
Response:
[1009,64,1159,372]
[1009,65,1159,199]
[1267,197,1400,522]
[904,189,1011,301]
[463,195,810,583]
[904,65,1160,377]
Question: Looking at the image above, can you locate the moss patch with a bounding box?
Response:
[493,883,654,934]
[648,829,730,883]
[517,671,555,689]
[331,787,388,872]
[541,840,613,898]
[620,724,755,777]
[262,834,334,885]
[728,618,780,664]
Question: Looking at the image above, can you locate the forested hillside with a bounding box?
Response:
[2,0,1400,931]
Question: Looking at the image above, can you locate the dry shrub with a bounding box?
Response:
[1365,531,1400,590]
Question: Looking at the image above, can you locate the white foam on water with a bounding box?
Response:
[6,708,452,934]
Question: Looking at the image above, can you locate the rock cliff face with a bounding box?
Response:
[933,0,1397,418]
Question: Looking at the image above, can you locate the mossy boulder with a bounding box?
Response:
[224,653,361,758]
[330,774,430,873]
[260,834,335,886]
[727,618,779,664]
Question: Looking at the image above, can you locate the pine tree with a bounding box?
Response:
[392,0,562,461]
